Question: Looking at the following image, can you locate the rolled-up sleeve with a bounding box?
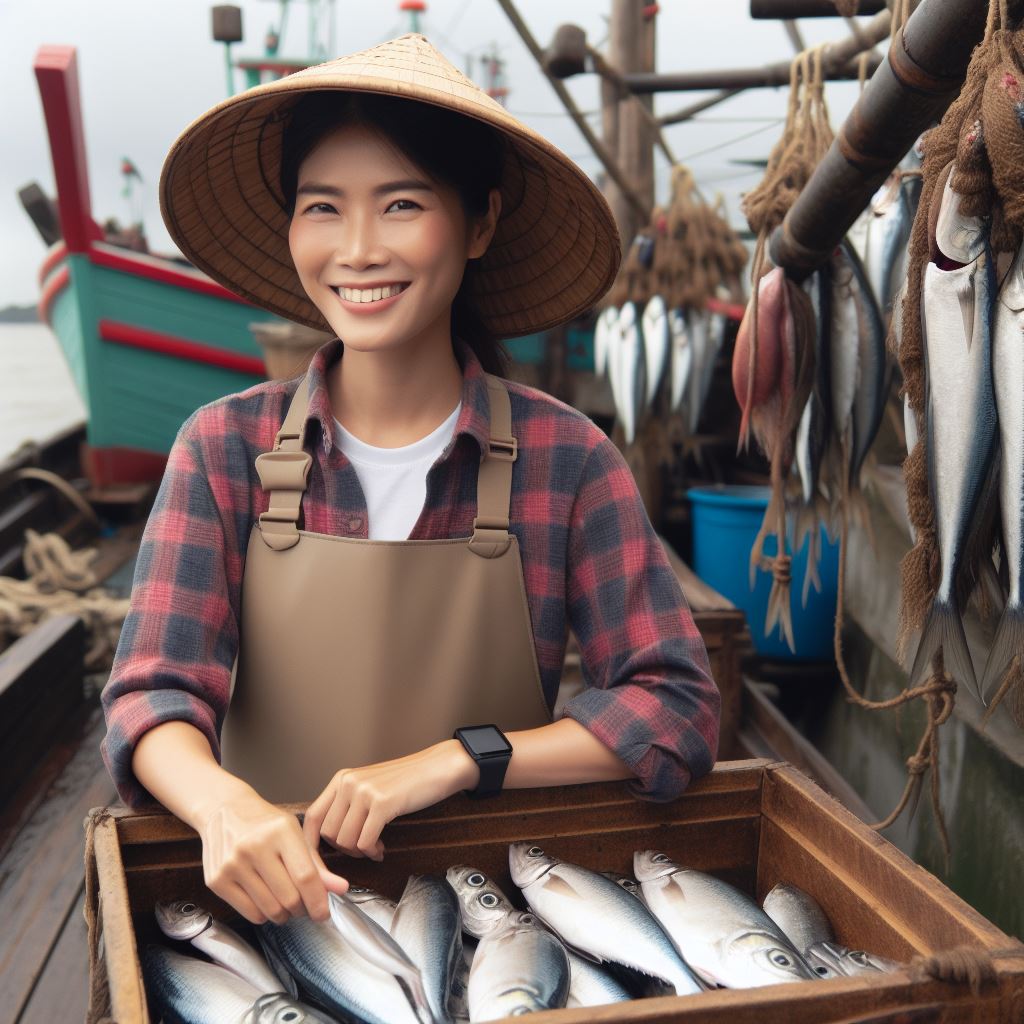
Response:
[100,411,241,807]
[559,436,720,801]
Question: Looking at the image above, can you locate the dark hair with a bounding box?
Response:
[279,91,510,375]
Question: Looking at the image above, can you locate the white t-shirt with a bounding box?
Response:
[332,403,462,540]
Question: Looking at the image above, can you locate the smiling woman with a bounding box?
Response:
[101,33,720,939]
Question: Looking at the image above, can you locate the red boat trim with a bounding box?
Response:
[88,243,254,306]
[82,443,168,489]
[33,46,104,254]
[39,266,71,325]
[706,296,747,322]
[98,319,266,377]
[39,241,69,285]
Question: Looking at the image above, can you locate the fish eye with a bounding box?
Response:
[769,950,793,967]
[527,846,545,858]
[849,950,869,964]
[651,853,669,864]
[479,893,500,908]
[180,903,196,914]
[520,913,536,925]
[348,886,368,894]
[467,873,486,888]
[814,965,831,976]
[280,1013,299,1022]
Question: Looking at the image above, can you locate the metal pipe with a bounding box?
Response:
[769,0,989,276]
[751,0,886,17]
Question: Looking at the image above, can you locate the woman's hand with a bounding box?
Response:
[196,785,350,925]
[303,740,479,861]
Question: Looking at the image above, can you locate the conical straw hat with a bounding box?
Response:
[159,33,621,338]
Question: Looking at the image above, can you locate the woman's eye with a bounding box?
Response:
[386,198,419,213]
[303,202,336,215]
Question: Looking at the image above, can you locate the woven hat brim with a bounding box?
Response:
[159,34,621,338]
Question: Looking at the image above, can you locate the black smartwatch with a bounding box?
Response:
[453,725,513,799]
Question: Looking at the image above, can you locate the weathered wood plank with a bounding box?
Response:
[0,706,115,1024]
[17,890,88,1024]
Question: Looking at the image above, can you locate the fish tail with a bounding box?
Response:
[979,602,1024,707]
[908,597,979,700]
[793,502,822,608]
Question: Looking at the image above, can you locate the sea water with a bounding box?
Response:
[0,322,85,462]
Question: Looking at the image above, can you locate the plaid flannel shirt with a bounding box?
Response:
[101,337,720,807]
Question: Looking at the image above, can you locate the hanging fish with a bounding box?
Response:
[668,307,692,415]
[980,240,1024,705]
[864,172,918,318]
[909,169,998,700]
[732,267,786,450]
[593,306,618,378]
[611,301,647,445]
[793,267,832,606]
[687,308,712,434]
[829,245,861,452]
[846,243,888,490]
[641,295,671,406]
[890,281,920,457]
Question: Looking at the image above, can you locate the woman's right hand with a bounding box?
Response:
[195,785,350,925]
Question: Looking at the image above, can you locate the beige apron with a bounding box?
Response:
[221,370,553,803]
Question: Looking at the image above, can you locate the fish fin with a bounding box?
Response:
[764,577,796,653]
[793,502,823,608]
[979,603,1024,707]
[908,598,979,700]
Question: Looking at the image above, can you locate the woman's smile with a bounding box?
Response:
[330,281,411,315]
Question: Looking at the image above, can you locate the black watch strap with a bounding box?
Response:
[453,725,512,799]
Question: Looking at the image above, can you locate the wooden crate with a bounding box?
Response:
[85,761,1024,1023]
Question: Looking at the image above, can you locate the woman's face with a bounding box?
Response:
[288,122,499,356]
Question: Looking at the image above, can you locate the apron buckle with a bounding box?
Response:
[255,450,313,491]
[469,516,512,558]
[486,436,517,462]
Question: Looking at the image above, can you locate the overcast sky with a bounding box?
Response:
[1,0,872,308]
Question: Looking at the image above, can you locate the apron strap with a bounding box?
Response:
[254,374,313,551]
[254,369,517,557]
[469,375,517,559]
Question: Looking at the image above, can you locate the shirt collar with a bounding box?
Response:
[303,336,492,460]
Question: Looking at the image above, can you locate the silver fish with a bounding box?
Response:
[981,240,1024,703]
[467,916,570,1020]
[805,941,901,978]
[761,883,833,955]
[594,306,617,379]
[612,301,646,444]
[830,244,861,448]
[565,949,632,1008]
[600,871,644,902]
[911,173,998,699]
[669,307,692,414]
[391,875,462,1024]
[446,865,521,940]
[449,936,476,1023]
[346,886,398,933]
[634,851,817,989]
[142,945,336,1024]
[865,173,917,317]
[641,295,671,406]
[155,899,286,996]
[260,900,423,1024]
[846,239,888,488]
[687,309,712,434]
[509,843,701,996]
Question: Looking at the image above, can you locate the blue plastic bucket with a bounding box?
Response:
[687,485,839,660]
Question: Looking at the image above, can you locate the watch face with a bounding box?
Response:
[460,726,512,757]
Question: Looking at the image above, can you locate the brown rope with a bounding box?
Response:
[909,944,1024,996]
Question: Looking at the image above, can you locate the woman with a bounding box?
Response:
[101,34,719,931]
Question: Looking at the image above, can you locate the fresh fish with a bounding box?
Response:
[449,937,476,1023]
[732,268,786,449]
[687,308,712,434]
[260,899,423,1024]
[641,295,671,405]
[346,886,399,933]
[910,171,998,699]
[565,949,632,1008]
[615,302,646,444]
[594,306,617,378]
[864,173,916,317]
[155,899,287,996]
[391,875,462,1024]
[761,883,834,955]
[142,945,336,1024]
[847,241,888,488]
[446,865,521,939]
[981,240,1024,703]
[669,307,692,414]
[829,244,861,450]
[509,843,701,996]
[634,851,817,988]
[600,871,644,902]
[467,916,570,1020]
[804,941,902,978]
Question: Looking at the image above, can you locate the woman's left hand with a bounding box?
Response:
[302,740,479,860]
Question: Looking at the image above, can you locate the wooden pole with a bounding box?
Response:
[495,0,649,223]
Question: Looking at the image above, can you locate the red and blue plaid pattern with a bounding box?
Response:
[101,338,720,807]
